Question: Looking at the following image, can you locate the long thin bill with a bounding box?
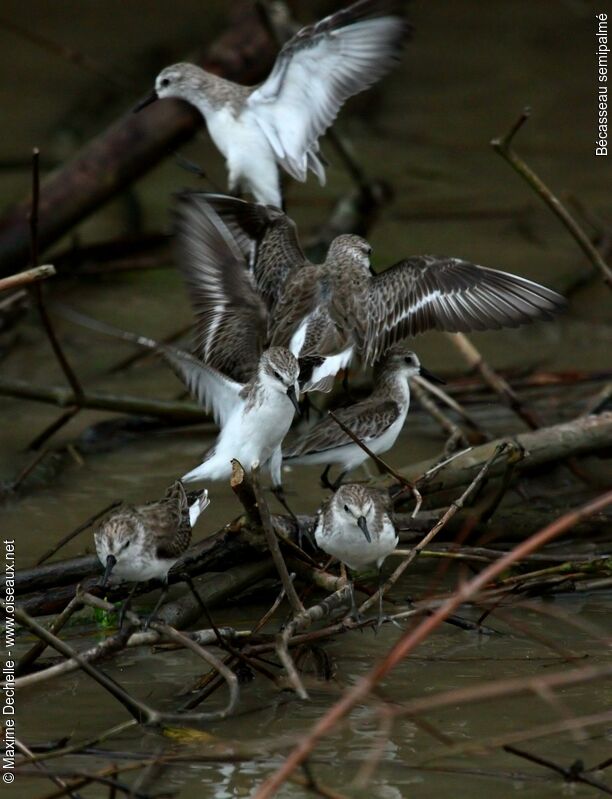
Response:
[133,91,158,113]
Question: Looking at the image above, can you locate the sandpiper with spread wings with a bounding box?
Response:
[61,306,301,506]
[112,333,302,503]
[135,0,409,207]
[95,480,209,625]
[315,483,398,625]
[174,192,566,393]
[284,346,442,488]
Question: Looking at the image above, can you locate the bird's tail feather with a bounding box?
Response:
[188,488,210,526]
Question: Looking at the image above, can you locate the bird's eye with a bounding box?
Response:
[343,504,349,513]
[123,540,131,550]
[273,370,282,380]
[160,77,170,88]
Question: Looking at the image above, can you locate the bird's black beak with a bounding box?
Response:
[357,515,371,543]
[287,385,301,416]
[419,365,446,385]
[133,91,158,113]
[102,554,117,588]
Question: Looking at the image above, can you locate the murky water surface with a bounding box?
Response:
[1,1,611,797]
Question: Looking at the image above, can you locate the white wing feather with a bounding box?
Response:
[248,12,405,182]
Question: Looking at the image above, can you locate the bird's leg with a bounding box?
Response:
[320,464,335,490]
[375,567,401,632]
[271,484,297,522]
[117,583,138,629]
[143,578,169,630]
[348,579,365,625]
[331,470,347,491]
[299,393,312,421]
[295,519,315,552]
[178,571,209,621]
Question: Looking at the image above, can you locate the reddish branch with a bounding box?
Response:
[254,488,612,798]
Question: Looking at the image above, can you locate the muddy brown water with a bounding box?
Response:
[1,1,611,797]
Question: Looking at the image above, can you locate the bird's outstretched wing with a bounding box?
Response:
[198,193,307,310]
[284,399,400,458]
[158,346,243,428]
[363,256,567,364]
[268,266,323,351]
[173,193,268,382]
[54,303,242,428]
[247,0,408,182]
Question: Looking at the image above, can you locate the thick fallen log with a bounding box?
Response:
[403,412,612,496]
[0,2,277,277]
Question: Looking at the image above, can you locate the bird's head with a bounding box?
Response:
[134,63,208,111]
[94,517,137,587]
[333,484,378,543]
[378,345,445,384]
[260,347,301,415]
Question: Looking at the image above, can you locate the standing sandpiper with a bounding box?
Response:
[135,0,409,207]
[315,483,398,626]
[94,480,209,625]
[284,347,443,488]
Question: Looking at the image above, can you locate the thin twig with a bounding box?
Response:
[35,500,121,566]
[251,465,304,616]
[27,406,81,451]
[409,377,470,449]
[14,739,82,799]
[491,107,612,289]
[359,442,512,615]
[0,264,55,293]
[446,333,541,429]
[253,489,612,798]
[328,410,422,515]
[503,745,612,794]
[150,622,239,720]
[28,149,84,401]
[7,602,153,723]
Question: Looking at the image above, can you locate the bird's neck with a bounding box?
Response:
[186,71,251,117]
[373,367,411,407]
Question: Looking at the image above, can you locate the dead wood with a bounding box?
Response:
[0,376,213,422]
[402,412,612,496]
[0,2,277,277]
[0,264,55,292]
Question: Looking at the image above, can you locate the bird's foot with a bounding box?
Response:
[374,613,402,634]
[272,485,297,521]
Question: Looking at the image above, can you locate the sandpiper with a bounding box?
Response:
[94,480,209,624]
[174,192,566,392]
[315,483,398,625]
[177,346,301,504]
[135,0,408,207]
[284,347,443,488]
[57,306,301,507]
